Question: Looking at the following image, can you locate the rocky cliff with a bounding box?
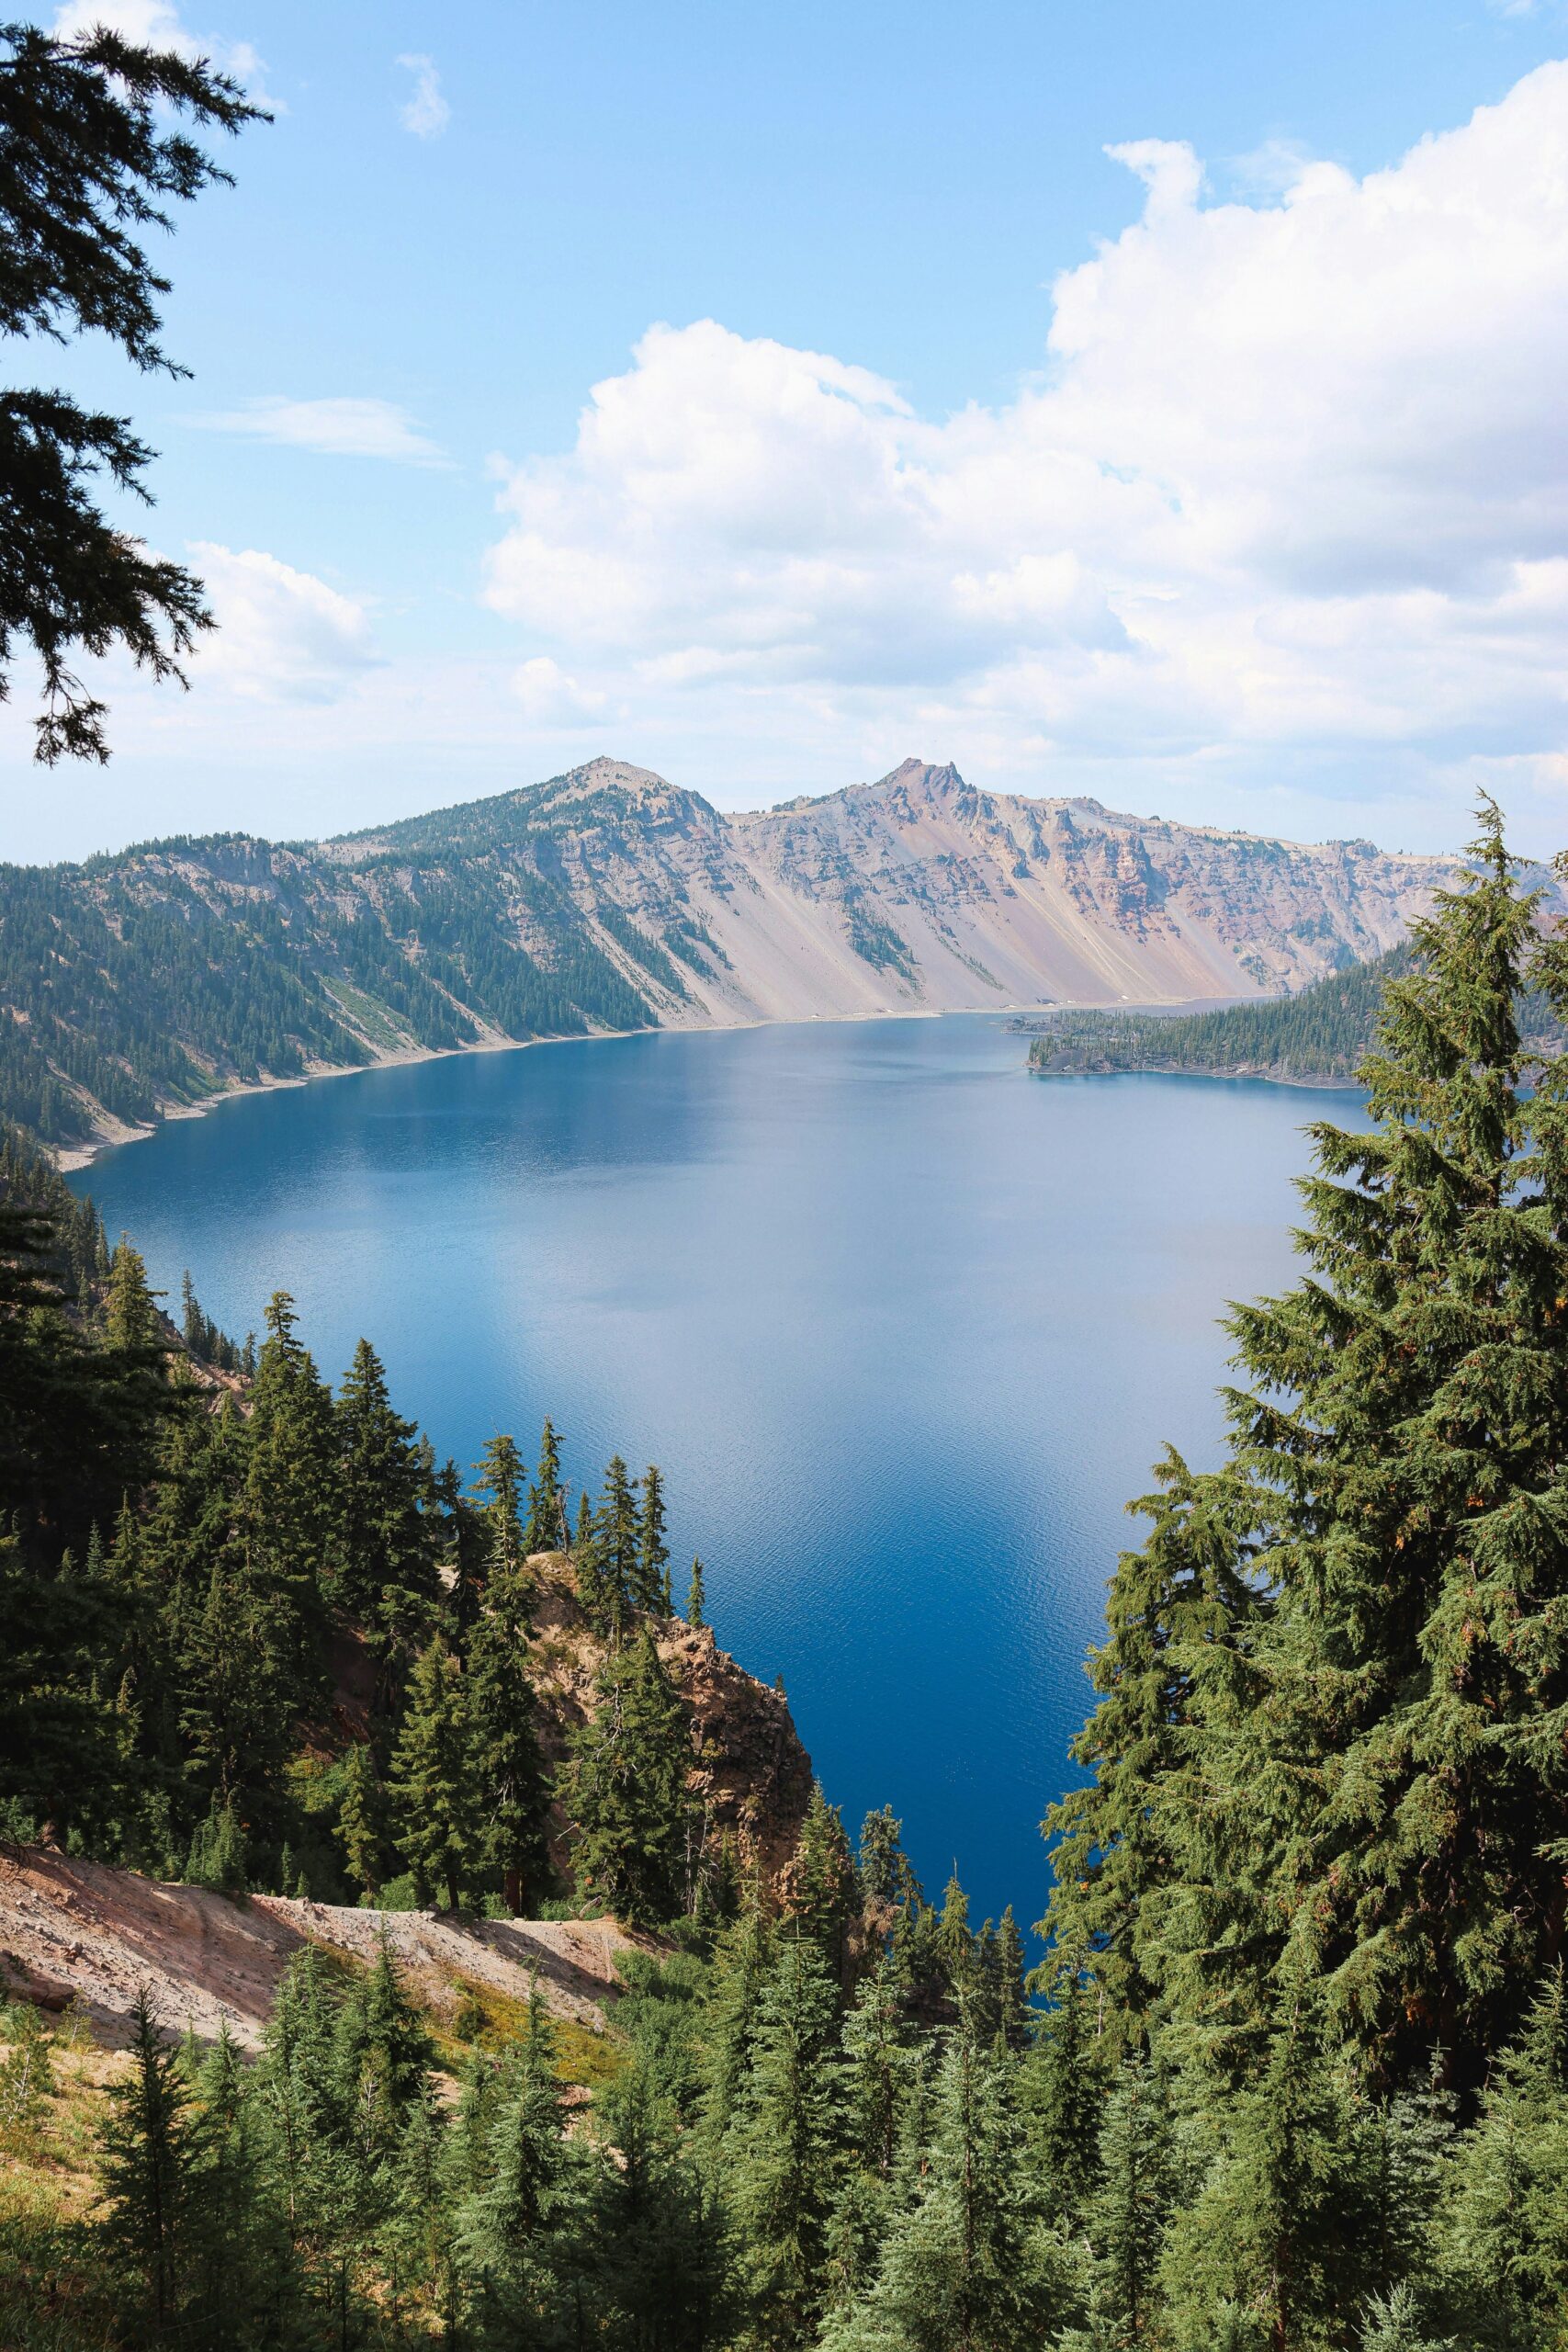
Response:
[1,753,1466,1154]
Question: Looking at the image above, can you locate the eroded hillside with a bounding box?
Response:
[0,753,1462,1153]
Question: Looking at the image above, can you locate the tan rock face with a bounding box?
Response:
[526,1553,815,1891]
[0,1845,646,2051]
[34,754,1492,1155]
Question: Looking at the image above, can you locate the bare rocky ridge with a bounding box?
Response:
[341,753,1457,1022]
[8,754,1469,1159]
[0,1846,646,2052]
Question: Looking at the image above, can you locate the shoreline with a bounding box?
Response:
[1028,1057,1360,1092]
[52,999,1056,1174]
[53,990,1301,1175]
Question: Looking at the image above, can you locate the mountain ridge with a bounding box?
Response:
[0,754,1467,1158]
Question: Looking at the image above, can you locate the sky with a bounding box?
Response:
[6,0,1568,863]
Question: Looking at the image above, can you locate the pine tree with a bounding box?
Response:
[337,1737,382,1900]
[243,1291,337,1698]
[1059,804,1568,2088]
[726,1931,845,2345]
[474,1431,527,1577]
[793,1781,858,1984]
[1437,1969,1568,2346]
[637,1462,671,1612]
[588,2053,732,2348]
[524,1418,566,1554]
[454,1991,581,2340]
[687,1555,707,1630]
[1020,1956,1111,2231]
[840,1956,915,2186]
[98,1985,194,2336]
[254,1945,350,2250]
[563,1626,693,1927]
[821,2017,1067,2352]
[936,1873,976,2005]
[994,1908,1027,2052]
[335,1339,436,1698]
[1039,1450,1256,2038]
[105,1236,164,1353]
[1089,2054,1177,2346]
[467,1523,548,1915]
[1165,1993,1364,2352]
[334,1934,435,2199]
[573,1488,609,1627]
[389,1638,475,1911]
[699,1904,776,2162]
[598,1453,641,1635]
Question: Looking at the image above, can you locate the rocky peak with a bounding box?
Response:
[874,757,967,798]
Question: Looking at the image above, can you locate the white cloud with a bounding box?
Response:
[481,62,1568,833]
[186,544,378,702]
[190,396,447,466]
[512,657,607,722]
[396,53,449,139]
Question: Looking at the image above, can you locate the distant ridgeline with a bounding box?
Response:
[0,755,1461,1152]
[1028,942,1564,1085]
[0,805,664,1149]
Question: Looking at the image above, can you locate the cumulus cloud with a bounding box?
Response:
[397,53,449,139]
[191,396,447,466]
[186,544,378,702]
[483,62,1568,823]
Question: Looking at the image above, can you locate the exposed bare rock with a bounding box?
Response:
[526,1553,815,1890]
[16,753,1491,1162]
[0,1844,646,2051]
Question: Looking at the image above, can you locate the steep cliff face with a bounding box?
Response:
[2,752,1469,1154]
[526,1553,815,1890]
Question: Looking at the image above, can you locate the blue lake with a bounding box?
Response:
[71,1016,1363,1932]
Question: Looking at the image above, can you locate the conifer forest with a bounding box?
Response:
[5,13,1568,2352]
[6,787,1568,2349]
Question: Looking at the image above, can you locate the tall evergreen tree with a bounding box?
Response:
[563,1625,693,1927]
[389,1638,475,1911]
[98,1986,195,2337]
[598,1453,642,1636]
[105,1236,164,1353]
[686,1554,707,1631]
[821,2018,1067,2352]
[243,1291,337,1696]
[524,1417,566,1554]
[474,1431,527,1577]
[467,1522,548,1915]
[1437,1969,1568,2346]
[1055,804,1568,2091]
[793,1781,858,1985]
[637,1462,671,1612]
[726,1932,845,2346]
[335,1338,436,1690]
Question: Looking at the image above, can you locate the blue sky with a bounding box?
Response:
[10,0,1568,860]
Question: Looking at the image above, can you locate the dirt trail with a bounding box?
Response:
[0,1847,645,2049]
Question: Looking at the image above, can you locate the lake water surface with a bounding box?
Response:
[72,1016,1364,1930]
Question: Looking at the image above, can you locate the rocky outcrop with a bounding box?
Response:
[0,1845,646,2051]
[526,1553,815,1890]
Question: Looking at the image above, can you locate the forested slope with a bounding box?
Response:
[6,825,1568,2351]
[0,756,1466,1155]
[1028,936,1565,1084]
